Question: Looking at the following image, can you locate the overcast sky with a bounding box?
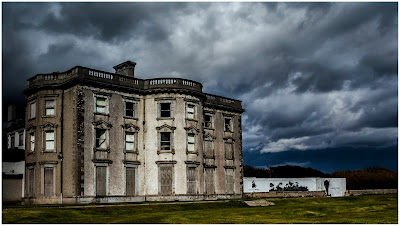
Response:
[2,2,398,172]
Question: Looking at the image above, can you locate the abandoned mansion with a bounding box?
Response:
[22,61,245,204]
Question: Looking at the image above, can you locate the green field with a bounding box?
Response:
[2,194,398,223]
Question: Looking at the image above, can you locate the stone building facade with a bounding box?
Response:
[23,61,244,204]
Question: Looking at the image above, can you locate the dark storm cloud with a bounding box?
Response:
[2,3,397,169]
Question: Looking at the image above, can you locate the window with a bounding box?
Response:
[45,131,55,151]
[44,167,54,196]
[224,118,232,131]
[204,140,214,158]
[205,168,215,194]
[159,166,173,195]
[30,102,36,119]
[18,131,24,146]
[95,129,107,150]
[125,100,137,118]
[96,166,107,196]
[187,167,196,194]
[226,170,234,194]
[30,132,35,151]
[28,168,34,197]
[225,142,233,160]
[160,103,171,117]
[126,167,136,196]
[45,100,55,116]
[187,133,195,153]
[160,132,171,150]
[10,135,15,148]
[125,132,135,152]
[186,104,195,120]
[204,114,212,128]
[95,96,107,114]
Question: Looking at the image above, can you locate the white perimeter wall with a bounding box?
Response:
[244,178,346,197]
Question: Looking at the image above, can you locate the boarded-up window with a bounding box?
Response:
[205,168,214,194]
[187,133,195,152]
[187,167,196,194]
[96,166,107,196]
[44,167,54,196]
[45,131,55,151]
[204,140,213,158]
[226,170,234,194]
[225,143,233,160]
[30,102,36,119]
[45,100,55,116]
[29,168,34,197]
[126,167,136,196]
[125,132,135,151]
[159,166,173,195]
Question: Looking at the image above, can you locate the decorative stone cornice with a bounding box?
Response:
[40,122,58,129]
[223,136,235,142]
[155,160,177,164]
[92,120,112,129]
[121,124,140,131]
[184,125,200,134]
[204,133,217,140]
[156,124,176,131]
[26,125,37,131]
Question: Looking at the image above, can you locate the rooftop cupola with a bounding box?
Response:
[113,61,137,77]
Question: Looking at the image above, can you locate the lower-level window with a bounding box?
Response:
[28,168,34,197]
[159,166,173,195]
[44,167,54,196]
[187,167,196,194]
[205,168,215,194]
[96,166,107,196]
[226,170,234,194]
[126,167,136,196]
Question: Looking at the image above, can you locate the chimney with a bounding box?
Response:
[8,105,16,122]
[113,61,137,77]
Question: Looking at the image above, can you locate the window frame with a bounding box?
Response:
[94,94,109,115]
[124,99,138,119]
[187,133,195,153]
[44,99,56,116]
[30,132,35,152]
[224,117,233,132]
[204,114,213,129]
[18,131,24,147]
[124,131,136,153]
[30,101,36,119]
[157,99,174,120]
[156,124,176,154]
[45,130,55,152]
[9,134,15,148]
[95,128,108,150]
[186,103,196,120]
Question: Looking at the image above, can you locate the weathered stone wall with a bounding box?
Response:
[244,191,326,198]
[347,189,397,196]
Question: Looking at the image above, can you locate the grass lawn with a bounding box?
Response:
[2,194,398,223]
